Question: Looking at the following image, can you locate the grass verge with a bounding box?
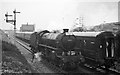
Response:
[2,41,36,74]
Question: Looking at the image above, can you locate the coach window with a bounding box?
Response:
[106,38,114,58]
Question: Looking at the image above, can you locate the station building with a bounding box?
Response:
[20,23,35,32]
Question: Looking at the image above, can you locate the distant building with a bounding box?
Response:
[20,23,35,32]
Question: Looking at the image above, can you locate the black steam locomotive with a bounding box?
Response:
[29,29,120,70]
[30,29,82,69]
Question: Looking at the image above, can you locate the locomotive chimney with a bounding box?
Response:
[63,29,69,33]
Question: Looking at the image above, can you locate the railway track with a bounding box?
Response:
[16,40,31,53]
[15,37,120,74]
[15,37,68,74]
[79,62,120,75]
[15,37,94,74]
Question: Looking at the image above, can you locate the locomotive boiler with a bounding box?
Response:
[30,29,83,69]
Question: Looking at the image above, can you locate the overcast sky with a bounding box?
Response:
[0,0,119,31]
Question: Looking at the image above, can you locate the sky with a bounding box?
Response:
[0,0,119,31]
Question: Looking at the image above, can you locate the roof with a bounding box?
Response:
[20,25,35,31]
[72,31,104,37]
[16,31,34,34]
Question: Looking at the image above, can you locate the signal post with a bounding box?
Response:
[5,9,20,44]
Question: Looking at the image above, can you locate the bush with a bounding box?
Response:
[2,41,35,74]
[2,41,16,51]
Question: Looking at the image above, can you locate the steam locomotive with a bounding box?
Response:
[16,29,120,71]
[29,29,120,70]
[30,29,83,69]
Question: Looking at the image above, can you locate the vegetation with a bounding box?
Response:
[2,41,35,74]
[90,22,120,32]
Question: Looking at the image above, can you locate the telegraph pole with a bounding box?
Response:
[13,9,20,37]
[79,16,84,28]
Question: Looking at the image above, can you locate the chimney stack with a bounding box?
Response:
[63,29,69,33]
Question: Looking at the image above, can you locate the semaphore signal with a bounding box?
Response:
[5,9,20,37]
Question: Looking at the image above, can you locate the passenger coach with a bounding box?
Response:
[73,31,116,67]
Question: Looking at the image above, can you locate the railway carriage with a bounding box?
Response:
[16,31,33,42]
[73,31,116,67]
[115,30,120,59]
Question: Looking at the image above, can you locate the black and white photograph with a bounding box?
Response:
[0,0,120,74]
